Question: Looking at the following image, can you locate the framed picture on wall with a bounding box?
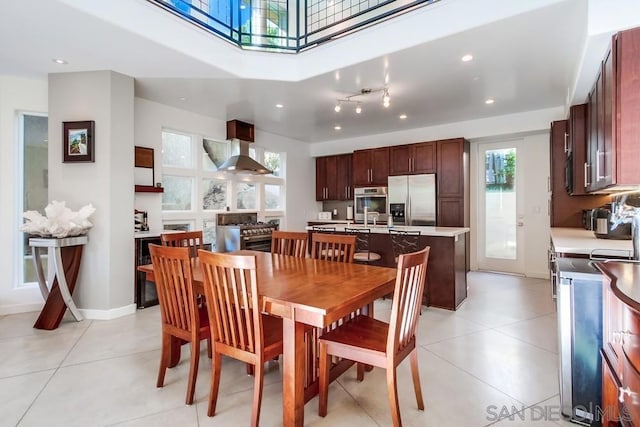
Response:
[63,120,94,163]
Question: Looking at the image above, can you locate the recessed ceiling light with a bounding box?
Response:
[399,114,407,120]
[179,97,187,101]
[334,125,342,130]
[275,103,284,108]
[461,54,473,62]
[52,58,67,65]
[485,98,495,105]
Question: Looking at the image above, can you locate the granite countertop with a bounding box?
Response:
[134,229,183,239]
[306,224,470,237]
[550,227,633,258]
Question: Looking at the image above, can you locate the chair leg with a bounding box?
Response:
[208,353,222,417]
[318,341,330,417]
[410,349,424,410]
[246,363,255,376]
[356,362,365,381]
[251,361,264,427]
[185,339,200,405]
[386,367,402,427]
[207,337,212,359]
[157,332,171,388]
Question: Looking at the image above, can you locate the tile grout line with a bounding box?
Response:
[419,346,528,420]
[15,319,93,426]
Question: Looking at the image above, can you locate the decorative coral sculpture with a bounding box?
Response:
[20,200,96,238]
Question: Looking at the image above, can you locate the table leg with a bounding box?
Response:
[282,317,305,427]
[53,246,83,321]
[32,247,49,300]
[34,245,84,330]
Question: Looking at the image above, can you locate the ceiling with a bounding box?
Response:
[0,0,607,143]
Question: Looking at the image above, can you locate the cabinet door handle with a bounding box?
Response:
[584,162,590,187]
[596,150,605,180]
[619,386,633,403]
[564,132,569,153]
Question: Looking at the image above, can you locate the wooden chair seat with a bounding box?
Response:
[319,315,388,353]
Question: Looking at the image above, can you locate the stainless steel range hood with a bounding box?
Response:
[215,120,272,175]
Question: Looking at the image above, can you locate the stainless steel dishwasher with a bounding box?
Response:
[556,257,603,427]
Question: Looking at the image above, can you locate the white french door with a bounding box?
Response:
[477,140,525,274]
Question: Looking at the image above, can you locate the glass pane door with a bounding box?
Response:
[478,141,524,274]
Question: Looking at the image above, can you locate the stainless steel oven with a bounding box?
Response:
[215,212,277,253]
[354,187,388,223]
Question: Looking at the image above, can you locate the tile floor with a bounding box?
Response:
[0,272,572,427]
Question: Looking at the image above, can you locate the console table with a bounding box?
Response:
[30,235,88,330]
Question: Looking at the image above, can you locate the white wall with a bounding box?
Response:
[48,71,135,317]
[0,76,48,314]
[134,98,317,231]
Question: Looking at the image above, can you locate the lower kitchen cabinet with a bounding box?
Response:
[597,262,640,426]
[135,236,161,308]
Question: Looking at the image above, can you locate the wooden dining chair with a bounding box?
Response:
[198,250,284,426]
[161,230,204,258]
[318,247,431,427]
[310,232,356,263]
[149,244,211,405]
[271,230,308,258]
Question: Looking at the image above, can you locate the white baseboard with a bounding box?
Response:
[0,302,43,316]
[79,304,137,320]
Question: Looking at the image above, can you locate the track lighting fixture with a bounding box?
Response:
[333,87,391,114]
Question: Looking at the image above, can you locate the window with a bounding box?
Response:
[161,129,285,249]
[20,113,48,287]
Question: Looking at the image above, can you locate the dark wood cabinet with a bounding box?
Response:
[336,154,353,200]
[549,120,608,227]
[316,154,352,201]
[586,27,640,192]
[567,104,589,195]
[436,138,469,229]
[389,141,436,176]
[352,147,389,187]
[597,262,640,426]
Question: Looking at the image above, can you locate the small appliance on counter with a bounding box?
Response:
[318,211,332,220]
[134,209,149,232]
[592,204,631,240]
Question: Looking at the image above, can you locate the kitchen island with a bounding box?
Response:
[306,224,470,310]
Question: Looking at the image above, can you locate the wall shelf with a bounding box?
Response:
[135,185,164,193]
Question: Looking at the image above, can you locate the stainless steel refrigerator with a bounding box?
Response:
[388,174,436,226]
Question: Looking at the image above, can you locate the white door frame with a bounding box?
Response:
[476,139,525,275]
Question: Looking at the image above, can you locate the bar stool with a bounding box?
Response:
[389,229,421,263]
[345,227,382,263]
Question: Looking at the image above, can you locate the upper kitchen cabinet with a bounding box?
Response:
[352,147,389,187]
[550,120,608,228]
[566,104,589,195]
[389,141,436,176]
[315,153,352,201]
[586,27,640,192]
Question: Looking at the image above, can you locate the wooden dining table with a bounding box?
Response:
[138,250,397,426]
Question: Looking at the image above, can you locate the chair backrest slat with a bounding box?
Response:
[149,244,198,334]
[271,231,308,258]
[310,233,356,263]
[161,231,205,258]
[387,247,430,355]
[199,250,262,356]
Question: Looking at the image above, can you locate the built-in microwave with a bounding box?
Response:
[354,187,388,223]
